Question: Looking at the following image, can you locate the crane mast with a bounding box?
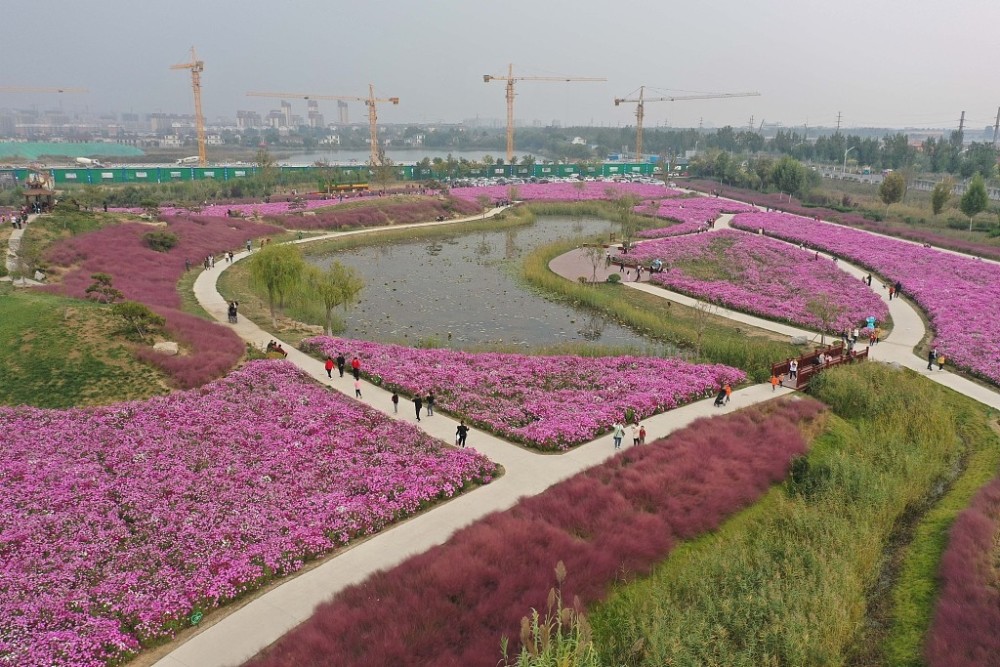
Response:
[170,48,207,166]
[484,64,605,163]
[614,88,761,160]
[246,87,399,165]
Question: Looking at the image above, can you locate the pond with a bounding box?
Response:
[308,215,668,352]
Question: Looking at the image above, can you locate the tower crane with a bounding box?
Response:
[246,86,399,165]
[170,47,207,166]
[483,64,606,163]
[0,87,88,94]
[614,87,760,161]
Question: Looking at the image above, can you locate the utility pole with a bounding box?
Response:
[958,110,966,146]
[992,106,1000,147]
[748,115,754,132]
[836,111,842,134]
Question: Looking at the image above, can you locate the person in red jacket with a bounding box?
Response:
[351,356,361,380]
[324,356,334,378]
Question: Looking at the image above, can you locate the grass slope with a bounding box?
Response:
[0,285,168,407]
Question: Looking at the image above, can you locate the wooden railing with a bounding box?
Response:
[772,342,869,390]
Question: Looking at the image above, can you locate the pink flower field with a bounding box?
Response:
[0,361,495,666]
[303,337,745,450]
[623,230,888,332]
[636,197,756,238]
[450,182,682,204]
[730,211,1000,384]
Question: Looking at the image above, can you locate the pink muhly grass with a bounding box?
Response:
[245,398,825,667]
[42,215,280,387]
[925,476,1000,666]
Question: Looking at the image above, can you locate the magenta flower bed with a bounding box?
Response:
[43,215,281,388]
[303,337,745,450]
[623,230,888,332]
[246,398,825,667]
[0,361,495,667]
[636,197,756,238]
[730,211,1000,384]
[686,179,1000,262]
[925,475,1000,666]
[450,182,682,204]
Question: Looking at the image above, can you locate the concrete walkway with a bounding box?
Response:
[153,207,794,667]
[549,208,1000,411]
[2,213,41,283]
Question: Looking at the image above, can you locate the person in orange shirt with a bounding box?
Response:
[770,374,780,391]
[724,383,732,404]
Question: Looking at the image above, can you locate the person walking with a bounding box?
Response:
[894,281,903,299]
[611,421,625,449]
[391,391,399,413]
[937,353,946,371]
[336,352,346,378]
[413,394,423,421]
[771,373,781,391]
[324,356,334,378]
[426,391,435,416]
[724,383,732,404]
[351,356,361,380]
[631,422,640,446]
[928,348,937,371]
[788,359,798,380]
[246,239,252,253]
[638,424,646,445]
[888,285,895,301]
[354,379,363,399]
[456,421,469,448]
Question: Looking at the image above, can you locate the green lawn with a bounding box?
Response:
[0,284,168,407]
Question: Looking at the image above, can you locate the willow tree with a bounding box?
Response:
[304,261,365,335]
[248,244,305,328]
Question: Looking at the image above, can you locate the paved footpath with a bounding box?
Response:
[550,211,1000,411]
[153,209,793,667]
[2,213,40,282]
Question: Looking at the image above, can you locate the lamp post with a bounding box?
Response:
[843,146,857,175]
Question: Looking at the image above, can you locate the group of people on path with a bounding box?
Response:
[325,351,469,446]
[610,421,647,449]
[928,347,947,371]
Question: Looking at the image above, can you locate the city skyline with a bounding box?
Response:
[4,0,999,133]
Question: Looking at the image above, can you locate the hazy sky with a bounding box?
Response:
[6,0,999,130]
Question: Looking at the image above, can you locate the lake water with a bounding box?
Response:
[309,215,666,351]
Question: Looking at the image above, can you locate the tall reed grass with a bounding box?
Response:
[589,363,994,666]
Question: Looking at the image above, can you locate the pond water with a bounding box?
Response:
[309,215,667,351]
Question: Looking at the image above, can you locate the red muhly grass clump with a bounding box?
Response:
[42,215,279,388]
[246,398,825,667]
[134,309,246,388]
[263,197,480,231]
[925,475,1000,666]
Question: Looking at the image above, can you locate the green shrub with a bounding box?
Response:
[605,273,621,284]
[143,230,178,252]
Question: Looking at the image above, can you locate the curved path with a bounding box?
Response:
[152,209,789,667]
[549,213,1000,411]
